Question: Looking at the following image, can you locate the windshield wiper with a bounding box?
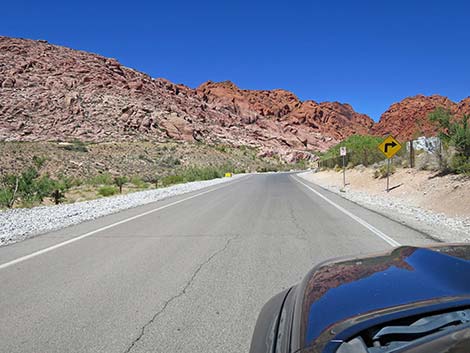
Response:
[373,309,470,341]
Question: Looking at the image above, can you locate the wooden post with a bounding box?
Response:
[409,140,414,168]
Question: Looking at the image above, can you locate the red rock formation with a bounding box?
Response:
[196,80,374,151]
[4,36,466,161]
[0,36,375,161]
[370,95,469,141]
[456,97,470,117]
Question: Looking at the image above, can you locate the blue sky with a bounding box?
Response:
[2,0,469,120]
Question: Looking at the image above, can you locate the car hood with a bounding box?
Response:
[292,244,470,352]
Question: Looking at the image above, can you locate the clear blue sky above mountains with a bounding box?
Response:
[2,0,469,121]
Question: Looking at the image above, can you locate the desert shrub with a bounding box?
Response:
[214,144,228,153]
[62,140,89,153]
[47,176,71,205]
[58,174,81,188]
[0,187,15,208]
[183,166,224,181]
[159,156,181,168]
[0,174,19,208]
[373,164,396,179]
[34,175,57,202]
[160,166,227,187]
[450,155,470,174]
[130,176,147,188]
[160,174,185,187]
[32,155,47,169]
[320,135,389,168]
[429,108,470,174]
[257,165,280,173]
[98,185,118,197]
[87,173,113,186]
[0,166,72,207]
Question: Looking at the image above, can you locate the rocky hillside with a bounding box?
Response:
[371,95,470,141]
[196,81,373,149]
[0,36,374,162]
[1,36,469,161]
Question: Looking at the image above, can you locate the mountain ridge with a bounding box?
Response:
[1,36,469,162]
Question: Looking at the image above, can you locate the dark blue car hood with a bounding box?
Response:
[293,245,470,352]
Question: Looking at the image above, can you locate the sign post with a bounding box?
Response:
[378,136,402,192]
[340,146,347,189]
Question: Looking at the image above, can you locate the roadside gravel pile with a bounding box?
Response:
[298,171,470,243]
[0,176,241,247]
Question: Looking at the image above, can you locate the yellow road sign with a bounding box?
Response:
[224,172,232,177]
[378,135,402,159]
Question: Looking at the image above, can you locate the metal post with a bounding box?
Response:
[342,155,346,188]
[386,158,390,192]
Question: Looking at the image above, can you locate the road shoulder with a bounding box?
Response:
[297,171,469,243]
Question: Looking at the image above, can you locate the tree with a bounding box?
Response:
[113,176,128,193]
[429,108,470,173]
[0,175,19,208]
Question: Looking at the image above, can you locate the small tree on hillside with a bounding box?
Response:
[114,176,128,193]
[429,108,470,173]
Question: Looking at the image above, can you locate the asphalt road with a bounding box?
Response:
[0,173,435,353]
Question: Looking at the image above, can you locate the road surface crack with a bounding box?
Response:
[123,236,237,353]
[288,203,308,240]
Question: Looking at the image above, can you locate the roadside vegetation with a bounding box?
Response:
[318,135,406,169]
[0,141,310,210]
[0,166,76,208]
[429,108,470,174]
[318,108,470,176]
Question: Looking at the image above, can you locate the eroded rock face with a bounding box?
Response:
[196,80,374,151]
[370,95,470,141]
[5,36,466,161]
[0,36,377,161]
[456,97,470,117]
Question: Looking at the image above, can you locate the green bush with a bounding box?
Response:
[429,108,470,174]
[130,176,147,188]
[32,155,47,169]
[182,167,224,181]
[0,165,73,208]
[35,175,57,202]
[160,166,228,187]
[98,185,118,197]
[87,173,113,186]
[0,187,15,208]
[451,155,470,174]
[160,174,185,187]
[319,135,391,168]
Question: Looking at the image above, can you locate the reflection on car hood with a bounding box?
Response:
[298,244,470,349]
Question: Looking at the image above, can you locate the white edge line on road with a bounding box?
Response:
[0,178,245,270]
[292,175,401,247]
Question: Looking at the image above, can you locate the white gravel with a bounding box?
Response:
[297,172,470,243]
[0,176,243,247]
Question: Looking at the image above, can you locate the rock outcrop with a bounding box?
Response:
[196,80,374,151]
[0,36,373,162]
[371,95,470,141]
[1,36,467,159]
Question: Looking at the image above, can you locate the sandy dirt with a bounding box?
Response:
[305,167,470,218]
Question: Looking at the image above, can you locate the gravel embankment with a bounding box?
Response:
[297,171,470,243]
[0,176,243,247]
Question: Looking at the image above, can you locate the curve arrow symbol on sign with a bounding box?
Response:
[384,141,397,153]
